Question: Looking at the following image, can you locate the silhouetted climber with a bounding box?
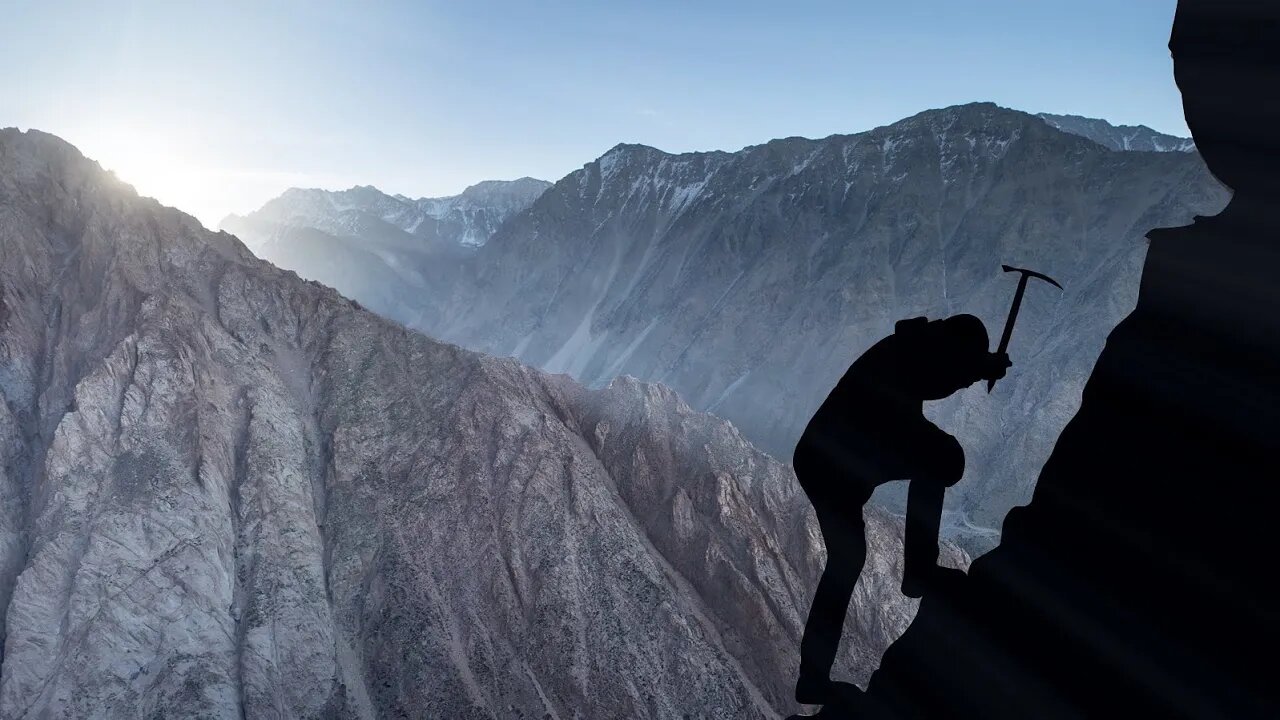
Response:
[792,314,1009,706]
[832,2,1280,718]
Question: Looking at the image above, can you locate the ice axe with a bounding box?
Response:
[988,265,1063,393]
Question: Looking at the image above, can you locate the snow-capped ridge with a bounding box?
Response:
[1036,112,1196,152]
[223,177,551,252]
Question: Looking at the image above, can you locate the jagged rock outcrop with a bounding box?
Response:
[246,103,1227,547]
[0,129,958,718]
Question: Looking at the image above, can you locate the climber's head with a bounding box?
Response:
[914,314,1007,399]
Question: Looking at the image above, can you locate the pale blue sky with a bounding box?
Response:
[2,0,1185,227]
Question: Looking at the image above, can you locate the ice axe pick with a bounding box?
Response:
[988,265,1063,393]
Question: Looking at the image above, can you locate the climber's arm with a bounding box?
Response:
[986,352,1013,381]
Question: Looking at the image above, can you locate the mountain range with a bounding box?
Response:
[0,128,967,718]
[227,104,1229,548]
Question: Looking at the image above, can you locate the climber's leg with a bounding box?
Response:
[901,424,964,598]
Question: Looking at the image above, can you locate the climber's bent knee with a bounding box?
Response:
[915,433,964,487]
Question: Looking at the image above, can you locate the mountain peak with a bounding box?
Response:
[457,176,553,202]
[596,143,670,168]
[877,102,1043,137]
[2,126,127,192]
[606,142,665,155]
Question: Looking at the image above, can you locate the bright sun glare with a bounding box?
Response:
[75,128,217,227]
[63,124,354,232]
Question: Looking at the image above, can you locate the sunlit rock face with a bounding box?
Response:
[254,103,1224,548]
[0,128,957,719]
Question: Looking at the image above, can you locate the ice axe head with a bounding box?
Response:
[988,264,1063,392]
[1002,264,1063,291]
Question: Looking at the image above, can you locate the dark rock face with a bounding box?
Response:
[247,103,1227,546]
[856,191,1280,720]
[848,3,1280,717]
[0,129,960,718]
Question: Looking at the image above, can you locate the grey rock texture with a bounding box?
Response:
[1036,112,1197,152]
[219,179,550,325]
[332,103,1223,548]
[0,128,957,718]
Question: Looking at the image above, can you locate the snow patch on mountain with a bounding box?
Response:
[1037,112,1196,152]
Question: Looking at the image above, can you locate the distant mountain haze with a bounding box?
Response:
[224,104,1229,551]
[224,179,553,250]
[221,179,551,323]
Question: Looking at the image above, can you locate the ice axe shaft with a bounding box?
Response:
[988,265,1063,393]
